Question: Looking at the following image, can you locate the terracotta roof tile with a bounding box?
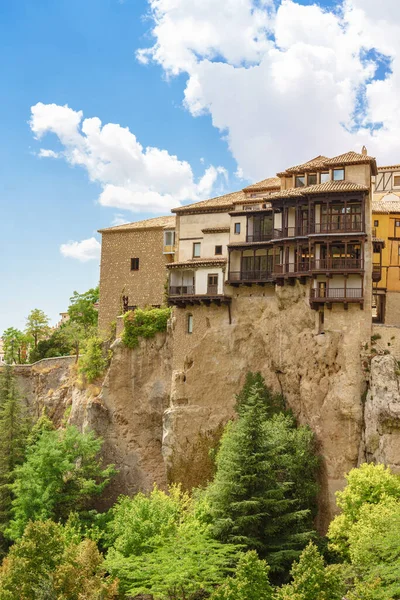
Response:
[98,215,175,233]
[172,191,245,214]
[279,155,329,176]
[377,164,400,171]
[325,151,376,167]
[372,193,400,214]
[201,227,231,234]
[243,177,281,193]
[267,180,368,201]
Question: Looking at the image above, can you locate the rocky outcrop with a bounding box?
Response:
[364,354,400,472]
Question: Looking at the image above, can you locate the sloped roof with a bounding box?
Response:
[98,215,175,233]
[372,193,400,214]
[279,155,329,176]
[377,164,400,172]
[243,176,281,193]
[278,151,377,176]
[166,258,227,269]
[267,180,368,201]
[172,190,245,214]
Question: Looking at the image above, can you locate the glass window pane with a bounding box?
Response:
[308,174,317,185]
[333,169,345,181]
[193,243,201,257]
[320,172,330,183]
[295,175,305,188]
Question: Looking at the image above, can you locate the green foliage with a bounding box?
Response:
[78,336,109,383]
[122,307,171,348]
[327,463,400,558]
[235,372,285,418]
[210,551,273,600]
[1,328,30,364]
[0,366,30,551]
[28,326,73,363]
[105,485,238,599]
[276,542,344,600]
[6,425,115,540]
[68,286,99,333]
[207,378,316,580]
[25,309,50,350]
[345,497,400,599]
[0,520,118,599]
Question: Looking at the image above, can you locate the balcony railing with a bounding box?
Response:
[310,288,363,300]
[169,286,195,296]
[246,232,274,243]
[372,263,382,282]
[207,284,219,295]
[310,258,363,270]
[228,270,273,282]
[311,219,363,234]
[163,245,176,254]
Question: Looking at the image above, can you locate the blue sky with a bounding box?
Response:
[0,0,397,333]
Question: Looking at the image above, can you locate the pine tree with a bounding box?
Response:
[208,381,314,580]
[0,366,30,551]
[235,372,285,418]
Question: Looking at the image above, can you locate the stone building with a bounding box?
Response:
[98,215,176,333]
[372,165,400,324]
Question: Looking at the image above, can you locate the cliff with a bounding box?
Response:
[12,287,400,531]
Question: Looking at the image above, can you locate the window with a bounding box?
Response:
[394,175,400,187]
[320,172,330,183]
[234,222,241,234]
[398,245,400,256]
[307,173,317,185]
[374,220,379,227]
[333,168,345,181]
[215,245,223,255]
[295,175,305,188]
[193,242,201,258]
[130,257,139,271]
[164,230,175,246]
[396,221,400,228]
[187,314,193,334]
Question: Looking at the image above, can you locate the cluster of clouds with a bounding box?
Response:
[33,0,400,261]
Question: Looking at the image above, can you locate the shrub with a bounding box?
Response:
[122,307,171,349]
[78,337,109,383]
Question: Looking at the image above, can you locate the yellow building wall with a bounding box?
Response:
[373,213,400,292]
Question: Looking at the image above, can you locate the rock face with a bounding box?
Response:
[364,354,400,472]
[11,283,377,531]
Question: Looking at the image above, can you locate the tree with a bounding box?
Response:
[0,520,118,599]
[207,381,314,580]
[28,327,73,363]
[276,542,344,600]
[62,320,88,361]
[105,486,238,599]
[68,286,99,334]
[6,425,115,540]
[25,309,50,349]
[78,336,109,382]
[235,371,285,418]
[2,328,30,364]
[210,551,274,600]
[0,366,30,550]
[327,463,400,558]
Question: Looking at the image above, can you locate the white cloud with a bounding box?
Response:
[138,0,400,178]
[38,149,59,158]
[30,103,227,213]
[112,214,130,226]
[60,237,101,262]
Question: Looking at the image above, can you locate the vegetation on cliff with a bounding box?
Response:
[122,306,171,348]
[0,368,399,599]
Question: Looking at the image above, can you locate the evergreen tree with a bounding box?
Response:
[25,308,50,350]
[0,366,30,550]
[211,551,274,600]
[235,372,285,418]
[208,381,314,580]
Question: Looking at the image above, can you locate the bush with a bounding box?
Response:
[78,337,109,383]
[122,307,171,348]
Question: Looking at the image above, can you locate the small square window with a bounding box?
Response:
[396,221,400,228]
[234,222,241,234]
[193,242,201,258]
[130,257,139,271]
[333,168,345,181]
[307,173,317,185]
[295,175,305,188]
[215,245,223,255]
[394,175,400,187]
[320,172,330,183]
[374,220,379,227]
[398,245,400,256]
[187,314,193,334]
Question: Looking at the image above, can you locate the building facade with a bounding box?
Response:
[98,216,176,333]
[372,165,400,324]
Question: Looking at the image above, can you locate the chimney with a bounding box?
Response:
[361,145,368,156]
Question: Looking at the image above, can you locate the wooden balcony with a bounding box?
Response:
[168,286,231,307]
[310,287,363,308]
[372,263,382,282]
[310,219,364,234]
[310,258,363,272]
[227,270,274,286]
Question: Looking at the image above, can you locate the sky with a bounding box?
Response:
[1,0,400,333]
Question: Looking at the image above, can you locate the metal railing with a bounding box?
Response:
[207,284,219,295]
[310,288,363,300]
[169,286,195,296]
[246,232,274,243]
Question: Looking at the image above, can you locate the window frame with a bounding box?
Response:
[320,172,330,183]
[393,175,400,188]
[333,168,345,181]
[295,175,306,188]
[234,222,241,235]
[214,245,223,256]
[374,220,379,227]
[307,173,317,186]
[192,242,201,258]
[187,314,193,334]
[130,257,140,271]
